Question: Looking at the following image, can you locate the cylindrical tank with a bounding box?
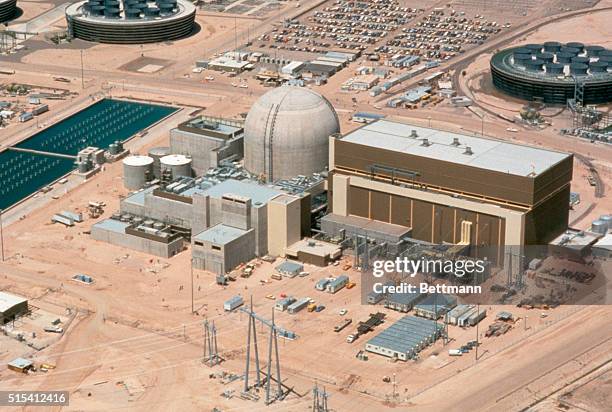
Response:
[585,45,605,57]
[123,155,154,190]
[570,63,588,75]
[153,222,165,230]
[566,42,584,52]
[546,63,564,75]
[571,56,589,65]
[108,143,120,155]
[536,52,554,63]
[598,55,612,64]
[115,140,123,151]
[560,47,580,56]
[543,41,561,52]
[133,217,144,226]
[514,47,532,55]
[555,52,573,63]
[120,213,132,222]
[77,161,89,173]
[599,215,611,231]
[591,220,607,234]
[525,44,542,53]
[144,219,155,228]
[160,154,192,179]
[513,54,532,65]
[148,146,171,179]
[525,59,544,71]
[589,61,608,73]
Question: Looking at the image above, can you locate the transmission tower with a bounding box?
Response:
[243,296,262,393]
[265,309,282,405]
[312,382,329,412]
[203,319,220,366]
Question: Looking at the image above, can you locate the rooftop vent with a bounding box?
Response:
[451,137,460,146]
[410,129,418,138]
[463,146,473,155]
[420,138,431,147]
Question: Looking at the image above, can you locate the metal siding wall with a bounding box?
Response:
[390,195,411,227]
[370,190,390,222]
[335,140,538,206]
[349,186,369,217]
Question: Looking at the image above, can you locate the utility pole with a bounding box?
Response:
[203,319,220,366]
[190,258,194,313]
[0,208,4,262]
[475,303,480,361]
[392,373,397,401]
[481,113,484,136]
[524,315,528,331]
[80,50,85,89]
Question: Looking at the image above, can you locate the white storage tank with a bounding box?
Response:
[148,146,171,179]
[160,154,192,179]
[123,155,154,190]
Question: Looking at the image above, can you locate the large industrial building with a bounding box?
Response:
[491,42,612,104]
[65,0,196,44]
[324,120,573,266]
[244,86,340,182]
[0,0,17,22]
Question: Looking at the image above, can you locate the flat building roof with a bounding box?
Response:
[194,224,249,245]
[0,292,27,313]
[340,120,570,177]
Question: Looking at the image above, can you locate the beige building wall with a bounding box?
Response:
[332,173,526,247]
[267,195,302,257]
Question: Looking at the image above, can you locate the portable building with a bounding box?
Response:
[326,275,348,293]
[287,297,310,314]
[275,296,296,311]
[224,295,244,311]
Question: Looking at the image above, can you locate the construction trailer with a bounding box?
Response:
[384,291,425,312]
[414,294,457,320]
[315,278,331,291]
[326,275,349,293]
[224,295,244,311]
[287,297,310,314]
[275,297,296,311]
[446,304,475,325]
[365,316,444,361]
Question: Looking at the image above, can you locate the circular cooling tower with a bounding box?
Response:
[123,155,153,190]
[243,86,340,181]
[160,154,192,179]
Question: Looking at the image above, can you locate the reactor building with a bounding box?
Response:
[490,42,612,104]
[244,86,340,182]
[65,0,196,44]
[0,0,17,22]
[324,119,573,265]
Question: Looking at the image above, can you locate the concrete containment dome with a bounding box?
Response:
[244,86,340,181]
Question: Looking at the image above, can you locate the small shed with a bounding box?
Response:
[276,260,303,278]
[8,358,33,373]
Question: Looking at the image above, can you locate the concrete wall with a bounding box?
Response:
[267,195,301,257]
[92,225,184,258]
[192,229,255,273]
[170,129,243,175]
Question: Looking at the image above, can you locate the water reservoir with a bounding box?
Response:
[0,99,176,210]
